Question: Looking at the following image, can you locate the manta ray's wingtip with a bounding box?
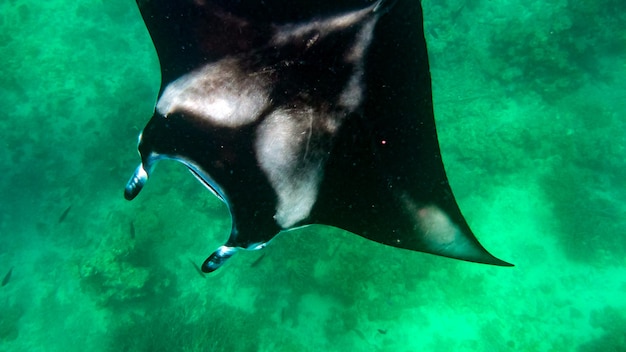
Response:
[476,251,514,267]
[495,254,514,267]
[429,238,514,267]
[499,260,514,267]
[434,226,514,267]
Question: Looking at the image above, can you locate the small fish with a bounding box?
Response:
[250,253,266,267]
[58,205,72,223]
[428,26,439,40]
[130,221,136,240]
[329,242,343,258]
[353,329,367,340]
[188,259,206,278]
[377,328,387,335]
[2,267,13,287]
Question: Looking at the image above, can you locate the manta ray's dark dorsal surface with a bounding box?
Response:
[125,0,512,272]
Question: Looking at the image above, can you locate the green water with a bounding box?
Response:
[1,0,624,351]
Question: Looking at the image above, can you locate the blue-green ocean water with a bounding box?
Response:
[1,0,624,351]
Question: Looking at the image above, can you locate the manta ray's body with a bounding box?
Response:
[125,0,511,272]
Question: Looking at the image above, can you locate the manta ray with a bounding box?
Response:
[124,0,512,272]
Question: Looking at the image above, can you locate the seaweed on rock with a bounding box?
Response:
[78,229,177,309]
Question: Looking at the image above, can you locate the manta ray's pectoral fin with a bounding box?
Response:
[312,140,511,267]
[393,192,512,266]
